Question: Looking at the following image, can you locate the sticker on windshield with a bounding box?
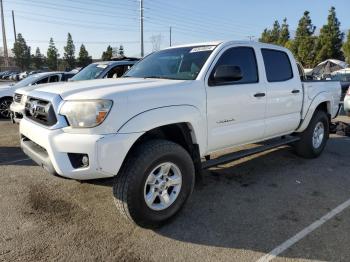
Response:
[190,46,216,53]
[96,64,108,69]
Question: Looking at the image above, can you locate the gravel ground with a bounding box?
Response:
[0,117,350,262]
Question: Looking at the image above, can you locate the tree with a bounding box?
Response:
[63,33,76,70]
[118,45,124,56]
[343,30,350,64]
[32,47,45,69]
[47,38,59,70]
[77,44,92,67]
[102,45,113,61]
[315,7,344,63]
[278,18,290,46]
[260,21,279,44]
[260,19,290,46]
[270,20,281,44]
[291,11,317,68]
[260,28,272,43]
[12,33,31,70]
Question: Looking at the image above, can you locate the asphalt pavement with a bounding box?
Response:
[0,117,350,262]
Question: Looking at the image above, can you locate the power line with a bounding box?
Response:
[10,0,139,21]
[11,14,138,32]
[2,38,150,44]
[5,10,134,29]
[147,0,261,31]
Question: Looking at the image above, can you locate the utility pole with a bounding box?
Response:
[0,0,9,67]
[140,0,144,57]
[169,26,172,47]
[12,10,16,42]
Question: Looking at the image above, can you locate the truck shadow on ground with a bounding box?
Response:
[86,137,350,261]
[154,137,350,261]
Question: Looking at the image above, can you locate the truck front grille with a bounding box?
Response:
[24,97,57,126]
[14,93,23,103]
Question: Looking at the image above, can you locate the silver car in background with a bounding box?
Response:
[344,87,350,116]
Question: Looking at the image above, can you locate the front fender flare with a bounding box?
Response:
[117,105,206,155]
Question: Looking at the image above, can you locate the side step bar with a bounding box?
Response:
[202,136,300,169]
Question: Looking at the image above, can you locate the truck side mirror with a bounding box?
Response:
[211,65,243,84]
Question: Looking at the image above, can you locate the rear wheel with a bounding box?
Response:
[0,97,13,119]
[113,139,195,227]
[294,110,329,158]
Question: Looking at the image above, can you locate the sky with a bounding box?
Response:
[2,0,350,59]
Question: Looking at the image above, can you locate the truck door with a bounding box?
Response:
[261,49,303,138]
[206,46,266,152]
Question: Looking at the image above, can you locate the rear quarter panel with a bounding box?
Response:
[296,80,341,132]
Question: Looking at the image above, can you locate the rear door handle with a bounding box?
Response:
[291,89,300,94]
[254,92,266,98]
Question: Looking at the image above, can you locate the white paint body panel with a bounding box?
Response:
[19,41,341,180]
[344,91,350,115]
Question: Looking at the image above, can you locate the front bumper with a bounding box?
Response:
[10,102,24,123]
[20,118,143,180]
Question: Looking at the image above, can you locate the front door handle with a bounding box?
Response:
[291,89,300,94]
[254,92,266,98]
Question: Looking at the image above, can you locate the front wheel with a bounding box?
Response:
[0,97,13,119]
[113,139,195,227]
[294,110,329,158]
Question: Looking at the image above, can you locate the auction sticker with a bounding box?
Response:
[190,46,216,53]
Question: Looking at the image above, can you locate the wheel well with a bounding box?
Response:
[0,96,13,101]
[316,102,331,121]
[125,123,202,175]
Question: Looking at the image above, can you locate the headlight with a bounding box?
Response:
[60,100,113,128]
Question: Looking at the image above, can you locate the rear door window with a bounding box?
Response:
[262,49,293,82]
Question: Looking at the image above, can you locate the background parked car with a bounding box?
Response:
[331,69,350,100]
[18,71,28,80]
[69,59,138,81]
[344,87,350,116]
[0,71,75,119]
[1,71,19,80]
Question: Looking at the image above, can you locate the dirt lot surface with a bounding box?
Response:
[1,117,350,262]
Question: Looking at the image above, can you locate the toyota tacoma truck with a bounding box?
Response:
[19,41,341,227]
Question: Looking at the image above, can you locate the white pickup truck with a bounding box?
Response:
[20,41,341,227]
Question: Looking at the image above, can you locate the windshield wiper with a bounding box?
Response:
[143,76,164,79]
[143,76,179,80]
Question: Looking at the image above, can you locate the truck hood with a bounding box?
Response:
[0,84,11,90]
[34,78,189,100]
[15,81,66,95]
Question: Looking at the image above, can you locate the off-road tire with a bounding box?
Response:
[113,139,195,228]
[294,110,329,158]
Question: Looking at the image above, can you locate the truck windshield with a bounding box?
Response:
[70,63,107,81]
[124,46,215,80]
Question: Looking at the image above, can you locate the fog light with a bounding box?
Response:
[82,155,89,167]
[68,153,89,169]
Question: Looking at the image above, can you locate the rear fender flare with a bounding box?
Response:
[296,93,331,133]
